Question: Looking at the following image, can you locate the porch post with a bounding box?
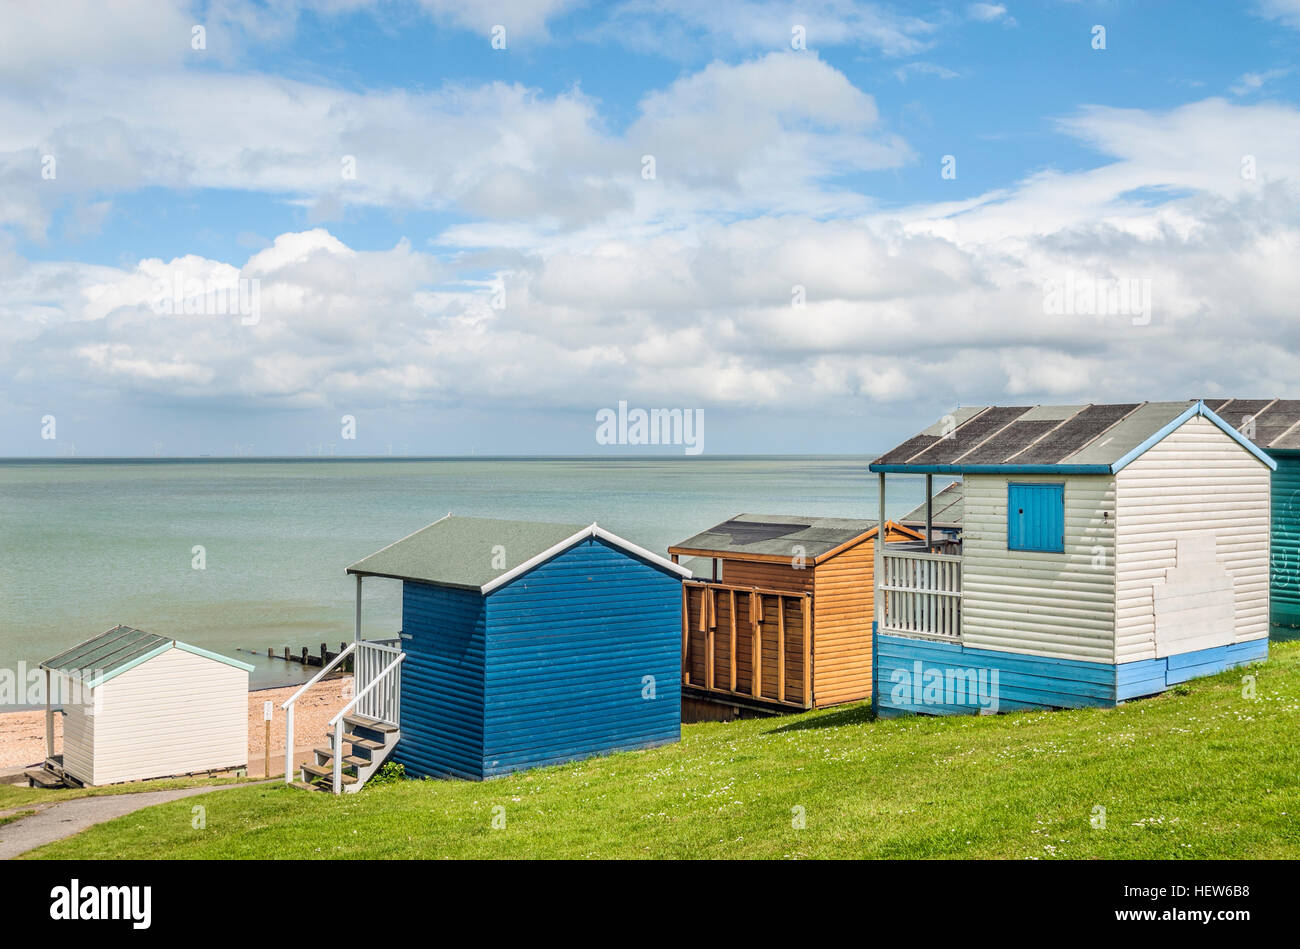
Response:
[44,669,54,760]
[876,472,886,632]
[354,573,363,643]
[925,473,933,550]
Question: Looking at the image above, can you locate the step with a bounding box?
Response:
[343,732,383,751]
[290,780,328,792]
[313,746,376,769]
[25,768,64,788]
[301,762,357,784]
[343,714,397,735]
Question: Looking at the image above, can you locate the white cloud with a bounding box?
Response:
[967,3,1015,25]
[1256,0,1300,28]
[597,0,939,58]
[0,53,907,240]
[1230,67,1292,96]
[893,61,960,82]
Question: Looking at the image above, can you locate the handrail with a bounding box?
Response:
[880,550,962,640]
[328,652,405,728]
[282,642,357,711]
[281,642,357,784]
[884,549,963,563]
[327,652,405,793]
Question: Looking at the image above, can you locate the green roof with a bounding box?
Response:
[347,515,602,590]
[40,625,253,687]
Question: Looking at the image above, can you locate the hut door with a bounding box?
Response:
[1151,531,1235,658]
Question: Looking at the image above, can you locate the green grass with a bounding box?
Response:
[0,774,253,813]
[26,641,1300,859]
[0,808,34,827]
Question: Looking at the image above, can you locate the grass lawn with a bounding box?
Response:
[0,774,253,815]
[25,640,1300,860]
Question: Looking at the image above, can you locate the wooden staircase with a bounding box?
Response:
[294,714,399,794]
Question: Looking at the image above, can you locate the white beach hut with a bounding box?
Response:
[869,401,1275,715]
[36,625,251,786]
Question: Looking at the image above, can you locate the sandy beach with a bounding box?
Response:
[0,676,354,776]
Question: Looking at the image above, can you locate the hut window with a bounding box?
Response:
[1007,482,1065,553]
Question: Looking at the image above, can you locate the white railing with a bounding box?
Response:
[880,550,962,639]
[280,640,403,785]
[352,640,403,723]
[327,651,405,793]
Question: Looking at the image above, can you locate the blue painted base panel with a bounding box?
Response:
[1116,638,1268,700]
[876,634,1269,717]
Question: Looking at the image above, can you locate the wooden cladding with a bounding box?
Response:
[682,580,811,708]
[679,526,918,712]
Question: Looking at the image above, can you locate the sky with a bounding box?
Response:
[3,0,1300,457]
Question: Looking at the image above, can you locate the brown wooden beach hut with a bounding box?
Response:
[668,515,920,716]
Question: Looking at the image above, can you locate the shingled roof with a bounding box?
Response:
[870,401,1275,474]
[41,625,253,687]
[899,482,964,530]
[347,515,690,592]
[668,514,916,563]
[1200,398,1300,451]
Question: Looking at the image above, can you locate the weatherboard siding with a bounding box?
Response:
[875,633,1115,716]
[395,580,487,780]
[721,558,815,593]
[812,537,875,705]
[1271,455,1300,628]
[90,647,247,785]
[1115,638,1267,699]
[876,633,1267,715]
[59,677,95,785]
[1114,415,1271,663]
[482,537,681,777]
[959,472,1116,662]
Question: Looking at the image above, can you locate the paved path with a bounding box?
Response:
[0,782,268,859]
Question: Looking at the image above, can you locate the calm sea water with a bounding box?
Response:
[0,457,935,694]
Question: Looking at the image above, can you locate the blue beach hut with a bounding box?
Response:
[345,516,691,780]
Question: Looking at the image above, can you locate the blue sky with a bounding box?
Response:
[4,0,1300,456]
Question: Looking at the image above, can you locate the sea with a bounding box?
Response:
[0,456,935,698]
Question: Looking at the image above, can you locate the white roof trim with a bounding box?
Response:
[479,522,691,594]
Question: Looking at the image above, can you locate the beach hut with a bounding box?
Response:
[345,516,690,781]
[667,515,920,716]
[34,625,251,787]
[869,401,1274,716]
[903,399,1300,632]
[1200,399,1300,630]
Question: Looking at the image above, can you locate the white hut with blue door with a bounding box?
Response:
[344,515,690,780]
[869,401,1274,716]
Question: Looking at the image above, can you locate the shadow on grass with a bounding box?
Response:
[764,703,876,733]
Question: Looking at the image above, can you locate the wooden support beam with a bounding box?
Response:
[751,592,763,699]
[802,593,813,709]
[729,589,737,691]
[776,594,785,704]
[45,669,54,760]
[705,587,715,691]
[681,586,690,686]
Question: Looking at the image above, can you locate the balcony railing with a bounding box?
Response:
[879,550,962,639]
